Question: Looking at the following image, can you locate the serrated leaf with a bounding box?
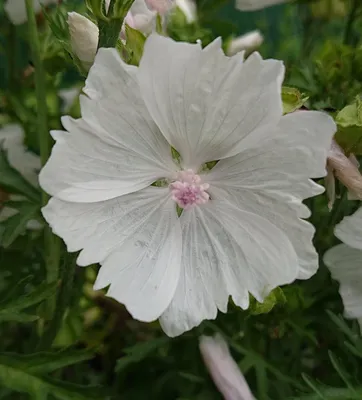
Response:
[335,97,362,154]
[0,201,40,247]
[116,337,169,372]
[282,86,309,114]
[0,312,38,323]
[0,349,94,374]
[0,148,40,202]
[249,287,286,315]
[0,281,57,321]
[125,25,146,66]
[0,353,108,400]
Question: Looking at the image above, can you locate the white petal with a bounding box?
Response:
[207,111,336,279]
[138,34,284,169]
[160,199,298,337]
[324,244,362,326]
[40,49,177,202]
[0,124,40,187]
[42,187,182,321]
[236,0,287,11]
[335,208,362,250]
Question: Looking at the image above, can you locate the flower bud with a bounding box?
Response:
[175,0,197,23]
[226,30,264,56]
[326,140,362,209]
[68,12,99,70]
[199,334,255,400]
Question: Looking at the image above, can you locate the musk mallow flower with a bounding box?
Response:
[5,0,59,25]
[236,0,288,11]
[324,208,362,331]
[39,34,336,337]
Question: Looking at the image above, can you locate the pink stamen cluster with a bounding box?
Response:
[170,169,210,210]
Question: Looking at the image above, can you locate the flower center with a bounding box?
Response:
[170,170,210,210]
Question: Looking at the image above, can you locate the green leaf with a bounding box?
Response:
[0,201,40,247]
[116,337,169,372]
[0,281,57,322]
[125,25,146,66]
[0,349,94,374]
[0,148,40,202]
[282,86,309,114]
[249,287,286,315]
[0,352,108,400]
[335,97,362,154]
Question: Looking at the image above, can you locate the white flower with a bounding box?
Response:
[236,0,288,12]
[58,87,81,112]
[40,34,335,337]
[0,124,41,229]
[0,124,40,186]
[199,334,255,400]
[5,0,58,25]
[175,0,197,23]
[226,30,264,56]
[324,208,362,331]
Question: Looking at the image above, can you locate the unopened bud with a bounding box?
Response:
[175,0,197,23]
[326,140,362,209]
[199,334,255,400]
[68,12,99,70]
[226,30,264,56]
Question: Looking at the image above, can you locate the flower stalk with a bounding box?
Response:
[25,0,60,317]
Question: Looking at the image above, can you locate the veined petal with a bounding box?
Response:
[324,244,362,328]
[335,208,362,250]
[40,49,177,202]
[42,187,182,321]
[207,111,336,279]
[138,34,284,170]
[160,199,298,337]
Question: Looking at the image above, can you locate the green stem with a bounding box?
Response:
[97,0,134,49]
[25,0,50,174]
[25,0,60,317]
[343,0,359,46]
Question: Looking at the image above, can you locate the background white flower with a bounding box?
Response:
[236,0,288,12]
[40,34,335,337]
[324,208,362,330]
[5,0,59,25]
[0,124,41,229]
[226,30,264,56]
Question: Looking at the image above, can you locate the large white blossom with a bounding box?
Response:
[324,208,362,330]
[4,0,58,25]
[40,34,335,337]
[236,0,288,11]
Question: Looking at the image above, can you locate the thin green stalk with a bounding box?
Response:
[343,0,359,46]
[25,0,60,317]
[25,0,50,174]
